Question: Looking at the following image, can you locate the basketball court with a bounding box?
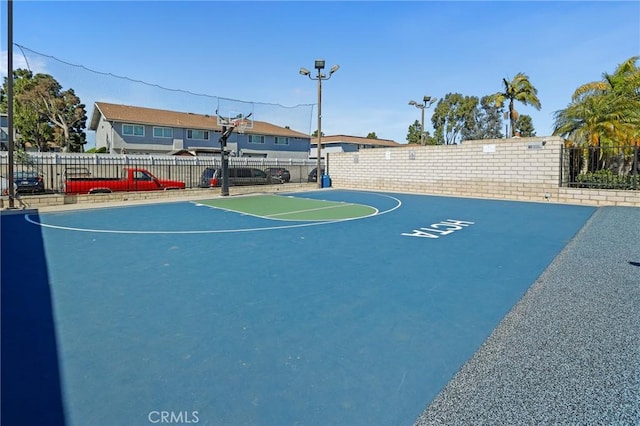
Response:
[1,190,597,425]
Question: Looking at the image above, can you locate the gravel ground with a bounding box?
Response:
[415,206,640,425]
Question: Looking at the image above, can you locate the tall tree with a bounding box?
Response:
[461,95,504,140]
[366,132,378,139]
[431,93,478,145]
[489,72,541,137]
[25,74,87,152]
[553,56,640,173]
[50,88,87,152]
[406,120,422,144]
[2,69,51,150]
[422,132,435,145]
[515,114,536,137]
[478,95,505,139]
[1,69,87,152]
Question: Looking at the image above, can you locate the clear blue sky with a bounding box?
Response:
[2,1,639,146]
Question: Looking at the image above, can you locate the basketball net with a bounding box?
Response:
[232,119,250,134]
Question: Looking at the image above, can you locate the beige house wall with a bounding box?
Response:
[328,136,640,207]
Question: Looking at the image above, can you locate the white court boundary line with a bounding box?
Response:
[24,192,402,235]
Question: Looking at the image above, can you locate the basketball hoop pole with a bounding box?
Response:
[220,124,232,196]
[217,113,251,196]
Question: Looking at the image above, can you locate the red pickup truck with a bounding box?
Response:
[63,168,186,194]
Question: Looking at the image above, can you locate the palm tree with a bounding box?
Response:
[553,94,632,173]
[572,56,639,102]
[489,72,542,137]
[553,56,640,174]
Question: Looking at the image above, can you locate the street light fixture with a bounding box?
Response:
[408,95,436,145]
[300,59,340,188]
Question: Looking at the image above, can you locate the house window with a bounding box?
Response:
[248,135,265,144]
[153,127,173,138]
[275,136,289,145]
[0,129,6,141]
[123,124,144,136]
[0,115,7,127]
[187,129,209,140]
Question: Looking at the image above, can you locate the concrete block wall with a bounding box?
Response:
[558,187,640,207]
[3,137,638,210]
[328,136,640,207]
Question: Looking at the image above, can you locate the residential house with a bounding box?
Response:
[89,102,312,158]
[310,134,402,158]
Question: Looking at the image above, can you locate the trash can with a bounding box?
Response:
[321,174,331,188]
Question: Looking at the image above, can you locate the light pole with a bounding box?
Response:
[408,95,436,145]
[7,0,15,208]
[300,60,339,188]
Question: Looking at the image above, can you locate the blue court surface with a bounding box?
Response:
[1,190,596,426]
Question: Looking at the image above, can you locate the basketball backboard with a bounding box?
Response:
[216,98,254,131]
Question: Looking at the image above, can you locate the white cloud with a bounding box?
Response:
[0,50,48,78]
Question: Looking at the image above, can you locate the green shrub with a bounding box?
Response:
[576,170,638,189]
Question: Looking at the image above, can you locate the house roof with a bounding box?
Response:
[89,102,309,138]
[311,134,402,147]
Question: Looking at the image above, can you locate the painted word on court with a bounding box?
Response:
[402,219,475,239]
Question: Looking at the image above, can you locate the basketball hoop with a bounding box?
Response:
[233,119,250,134]
[217,111,253,135]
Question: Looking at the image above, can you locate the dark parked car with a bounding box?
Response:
[265,167,291,183]
[14,171,45,193]
[200,167,278,188]
[307,167,325,182]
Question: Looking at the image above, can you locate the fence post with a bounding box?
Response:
[634,142,638,190]
[559,145,564,188]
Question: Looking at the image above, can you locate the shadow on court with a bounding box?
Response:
[1,210,66,426]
